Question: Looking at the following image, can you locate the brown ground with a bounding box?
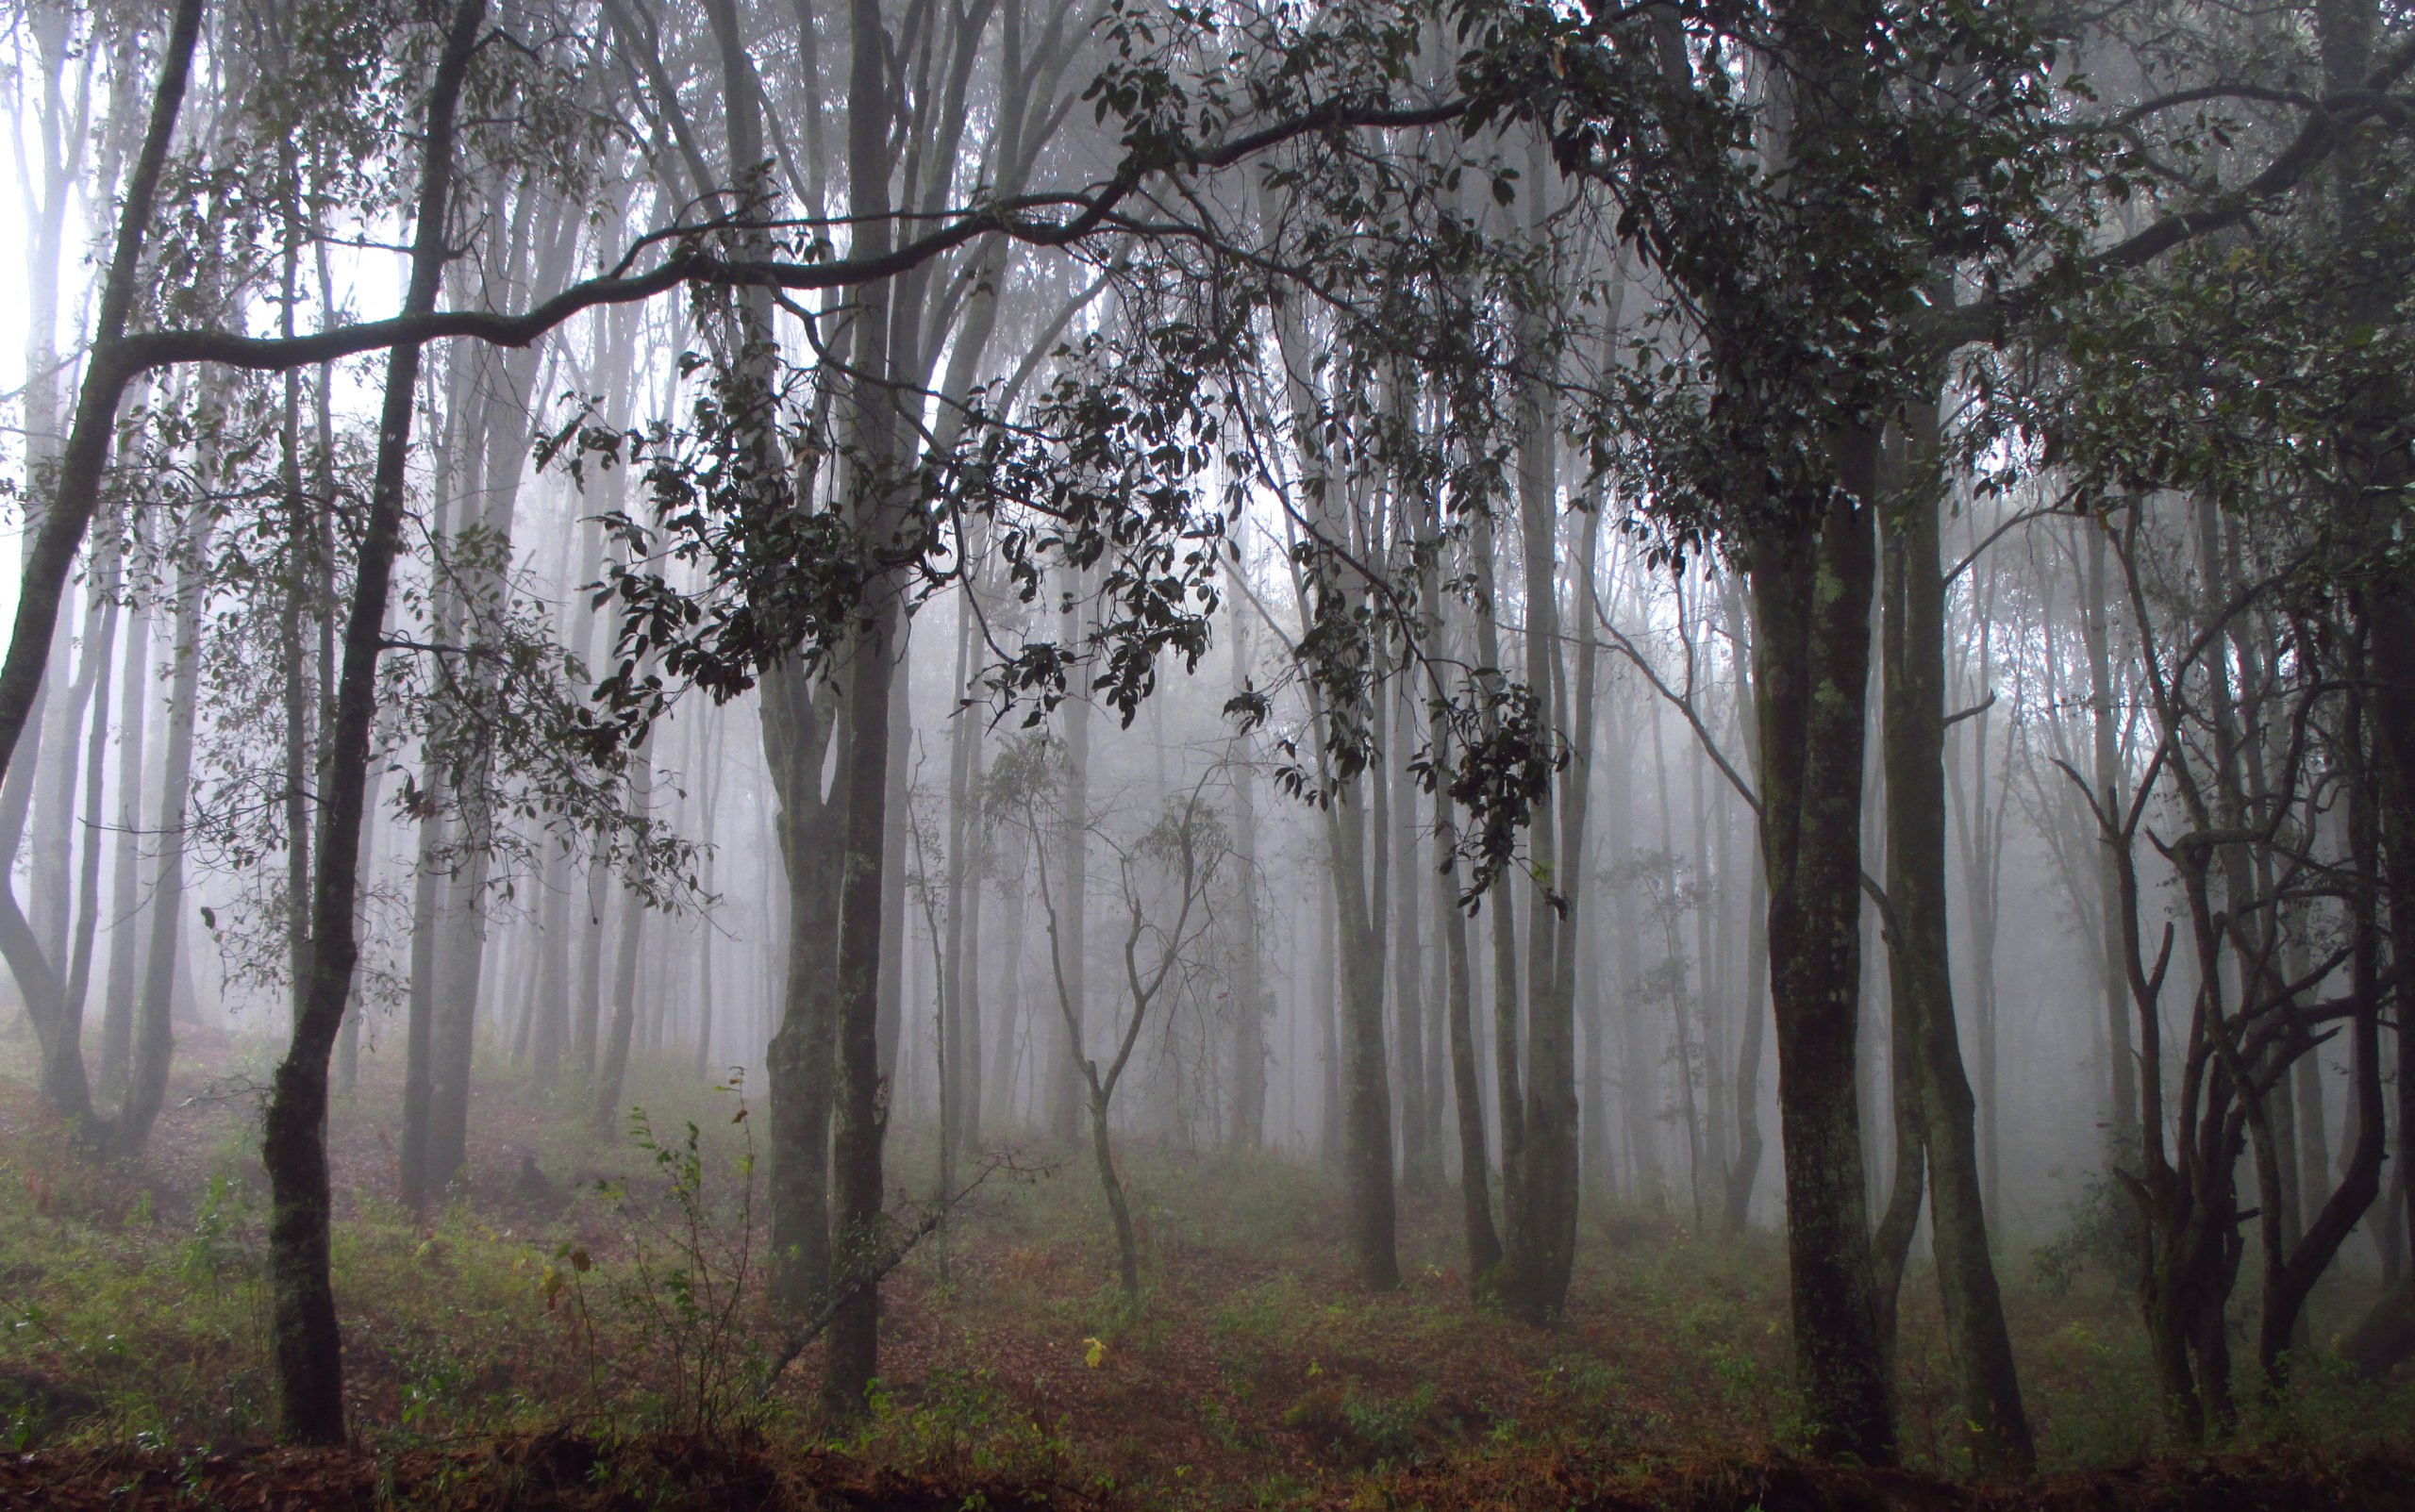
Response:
[0,1029,2407,1508]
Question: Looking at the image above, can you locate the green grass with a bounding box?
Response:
[0,1030,2407,1508]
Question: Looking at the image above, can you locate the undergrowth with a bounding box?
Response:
[0,1033,2407,1509]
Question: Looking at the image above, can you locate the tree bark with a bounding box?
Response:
[1747,428,1893,1466]
[1229,607,1267,1150]
[822,0,908,1412]
[1723,574,1767,1232]
[261,0,483,1445]
[1877,392,2033,1473]
[117,509,213,1156]
[99,520,155,1104]
[590,739,653,1135]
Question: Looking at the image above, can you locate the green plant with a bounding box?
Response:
[2032,1169,2139,1300]
[609,1080,764,1440]
[178,1175,258,1288]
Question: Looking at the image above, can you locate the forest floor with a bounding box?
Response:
[0,1029,2407,1509]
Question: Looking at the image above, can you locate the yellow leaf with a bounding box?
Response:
[1083,1337,1107,1368]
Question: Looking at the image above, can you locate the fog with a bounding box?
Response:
[0,0,2407,1497]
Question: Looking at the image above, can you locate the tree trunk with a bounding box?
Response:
[2081,526,2138,1156]
[1747,429,1893,1466]
[1049,595,1091,1147]
[530,839,572,1089]
[942,589,979,1158]
[261,0,482,1445]
[823,0,908,1411]
[1229,608,1267,1149]
[0,0,202,1131]
[1524,497,1598,1309]
[59,535,121,1072]
[762,660,843,1315]
[117,510,214,1156]
[1878,394,2033,1472]
[1724,574,1767,1232]
[591,739,653,1136]
[99,523,154,1104]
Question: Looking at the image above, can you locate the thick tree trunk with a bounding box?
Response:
[822,0,908,1411]
[762,660,842,1315]
[1748,432,1893,1466]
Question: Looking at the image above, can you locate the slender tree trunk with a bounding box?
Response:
[591,739,653,1135]
[2082,526,2138,1155]
[1878,395,2033,1472]
[117,510,214,1156]
[530,839,572,1089]
[59,536,120,1064]
[1522,499,1598,1311]
[942,590,978,1158]
[398,359,471,1210]
[100,523,154,1104]
[874,652,912,1084]
[1230,609,1267,1150]
[1469,504,1527,1283]
[1428,593,1503,1277]
[1392,680,1436,1189]
[1049,596,1091,1147]
[986,826,1027,1133]
[261,0,483,1445]
[0,0,203,1129]
[1724,577,1767,1232]
[1330,773,1400,1289]
[1652,698,1709,1233]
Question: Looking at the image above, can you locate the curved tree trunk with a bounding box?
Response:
[260,0,483,1445]
[1878,390,2032,1472]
